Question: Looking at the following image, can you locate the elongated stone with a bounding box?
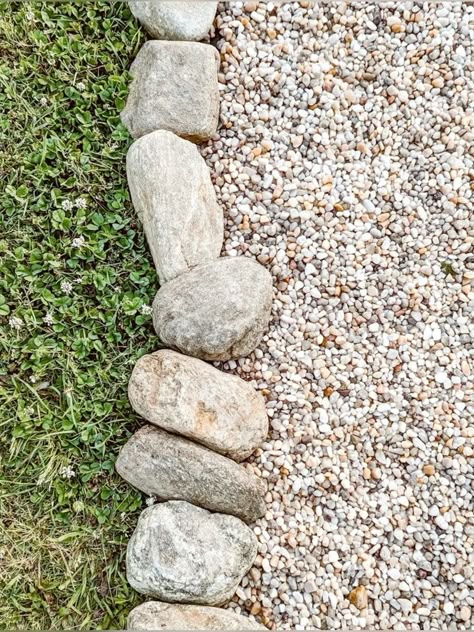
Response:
[128,1,218,41]
[121,41,219,141]
[127,130,223,283]
[127,601,265,630]
[152,257,273,361]
[128,350,268,461]
[127,501,257,605]
[116,425,266,523]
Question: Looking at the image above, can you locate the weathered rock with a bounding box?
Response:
[121,41,219,141]
[126,501,257,605]
[127,601,265,630]
[128,0,218,42]
[126,131,223,283]
[152,257,273,361]
[116,425,266,523]
[128,350,268,461]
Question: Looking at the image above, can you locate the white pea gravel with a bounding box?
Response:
[202,1,473,630]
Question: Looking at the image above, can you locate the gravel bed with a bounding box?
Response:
[202,1,474,629]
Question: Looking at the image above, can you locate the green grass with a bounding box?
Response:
[0,2,159,628]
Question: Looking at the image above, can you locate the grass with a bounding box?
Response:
[0,2,160,628]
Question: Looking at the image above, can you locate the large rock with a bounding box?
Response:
[152,257,273,361]
[121,41,219,141]
[128,350,268,461]
[126,501,257,605]
[116,425,266,523]
[127,131,223,283]
[127,601,265,630]
[128,1,218,41]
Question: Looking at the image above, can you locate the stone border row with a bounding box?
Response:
[117,3,273,630]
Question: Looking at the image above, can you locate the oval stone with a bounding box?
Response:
[127,131,223,283]
[126,501,257,606]
[128,0,218,42]
[116,425,266,524]
[127,601,265,630]
[128,350,268,461]
[121,41,219,142]
[152,257,273,361]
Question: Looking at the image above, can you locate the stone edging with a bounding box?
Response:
[117,3,272,630]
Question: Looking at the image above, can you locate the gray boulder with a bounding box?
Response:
[152,257,273,361]
[127,601,265,630]
[121,41,219,141]
[128,1,218,41]
[128,350,268,461]
[126,501,257,605]
[116,425,266,523]
[126,130,223,283]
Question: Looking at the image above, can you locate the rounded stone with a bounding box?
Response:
[121,41,219,142]
[126,130,223,283]
[116,425,266,524]
[128,350,268,461]
[127,601,265,630]
[128,0,218,41]
[152,257,273,361]
[126,501,257,606]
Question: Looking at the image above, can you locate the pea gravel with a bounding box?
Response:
[201,1,474,630]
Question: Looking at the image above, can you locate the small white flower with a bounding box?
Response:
[60,465,76,480]
[76,82,86,92]
[62,200,73,211]
[9,316,23,330]
[71,235,86,248]
[44,313,54,325]
[36,471,47,486]
[141,304,153,316]
[75,197,87,209]
[29,375,37,384]
[40,96,48,107]
[145,496,156,507]
[60,280,73,294]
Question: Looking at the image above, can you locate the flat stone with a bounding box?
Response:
[121,41,219,141]
[127,130,223,283]
[116,425,266,523]
[127,601,265,630]
[128,0,218,41]
[128,350,268,461]
[152,257,273,361]
[126,501,257,605]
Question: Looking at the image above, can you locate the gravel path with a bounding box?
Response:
[202,2,473,629]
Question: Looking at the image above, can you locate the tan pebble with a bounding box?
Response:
[349,585,368,610]
[423,464,435,476]
[432,77,444,89]
[267,28,277,40]
[461,360,471,377]
[371,468,381,480]
[459,606,471,622]
[250,601,262,615]
[391,23,402,33]
[244,0,258,12]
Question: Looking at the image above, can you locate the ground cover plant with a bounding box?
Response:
[0,2,158,628]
